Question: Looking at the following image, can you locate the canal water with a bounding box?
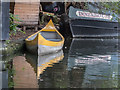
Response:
[3,38,120,88]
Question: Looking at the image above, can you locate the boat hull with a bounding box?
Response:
[69,6,119,38]
[69,19,118,38]
[25,19,64,55]
[38,44,63,55]
[26,43,63,55]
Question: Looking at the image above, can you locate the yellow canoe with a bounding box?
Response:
[25,19,64,55]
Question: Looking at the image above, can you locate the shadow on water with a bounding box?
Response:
[11,38,119,88]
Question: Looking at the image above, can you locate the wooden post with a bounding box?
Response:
[35,26,38,31]
[64,0,66,14]
[23,26,26,31]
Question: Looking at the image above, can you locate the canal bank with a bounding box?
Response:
[1,39,25,88]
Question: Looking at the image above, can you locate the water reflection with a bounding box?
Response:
[68,38,119,88]
[25,50,64,78]
[24,38,119,88]
[37,50,64,79]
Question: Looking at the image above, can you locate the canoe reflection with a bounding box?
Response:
[37,50,64,79]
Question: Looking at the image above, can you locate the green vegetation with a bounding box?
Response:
[40,12,60,25]
[93,2,119,22]
[99,2,119,14]
[5,60,15,88]
[100,2,119,20]
[9,12,25,36]
[8,67,15,88]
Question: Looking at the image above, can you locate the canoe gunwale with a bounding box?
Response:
[25,20,64,43]
[25,20,64,55]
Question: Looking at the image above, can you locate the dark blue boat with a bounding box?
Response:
[69,6,118,38]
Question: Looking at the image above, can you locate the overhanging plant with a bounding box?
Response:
[9,12,25,36]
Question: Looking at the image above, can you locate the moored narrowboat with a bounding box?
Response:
[69,6,118,38]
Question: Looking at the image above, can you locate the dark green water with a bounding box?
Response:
[24,38,120,88]
[3,38,119,88]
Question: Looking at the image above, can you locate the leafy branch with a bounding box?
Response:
[9,12,25,36]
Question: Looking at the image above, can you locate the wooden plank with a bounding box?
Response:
[14,15,39,18]
[15,2,40,4]
[14,2,40,4]
[15,22,38,25]
[18,18,39,22]
[14,17,39,20]
[19,18,39,21]
[14,10,39,13]
[14,21,39,25]
[15,3,40,7]
[18,22,38,25]
[14,7,39,10]
[15,20,38,23]
[14,10,39,14]
[14,8,39,12]
[14,13,39,17]
[15,15,39,21]
[14,13,39,23]
[14,2,39,25]
[15,0,40,3]
[19,19,39,22]
[14,6,39,9]
[15,4,39,8]
[15,3,39,6]
[14,11,39,15]
[14,9,39,13]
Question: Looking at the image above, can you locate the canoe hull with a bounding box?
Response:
[25,19,64,55]
[38,44,63,55]
[26,42,63,55]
